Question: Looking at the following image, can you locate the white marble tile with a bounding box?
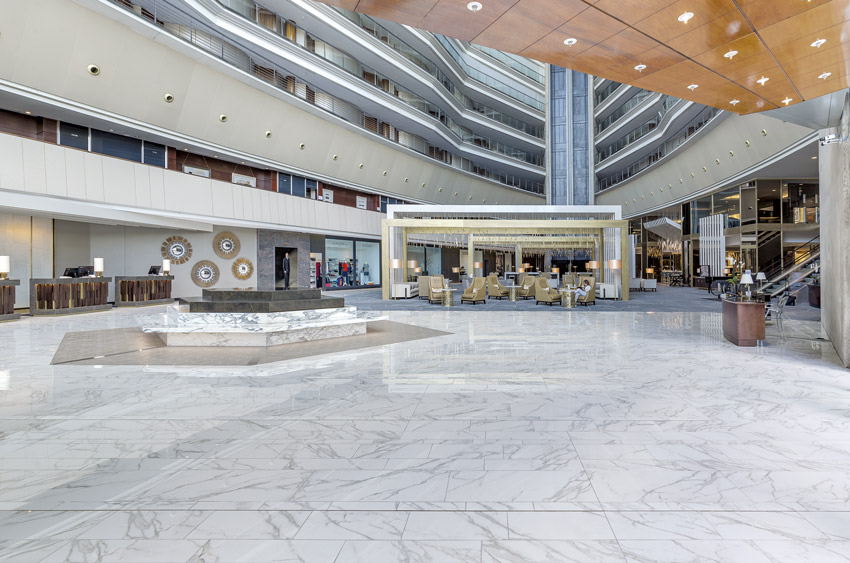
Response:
[40,539,204,562]
[482,540,626,563]
[295,511,407,540]
[187,510,308,540]
[753,540,850,562]
[186,539,343,562]
[606,511,721,540]
[801,512,850,540]
[78,510,210,540]
[404,511,508,540]
[508,511,614,540]
[445,471,597,502]
[335,540,480,563]
[619,539,771,563]
[704,511,828,540]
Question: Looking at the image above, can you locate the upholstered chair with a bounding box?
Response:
[461,277,487,304]
[487,273,508,299]
[534,277,560,305]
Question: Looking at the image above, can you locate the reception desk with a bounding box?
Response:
[722,297,765,347]
[115,276,174,307]
[30,277,112,316]
[0,279,21,322]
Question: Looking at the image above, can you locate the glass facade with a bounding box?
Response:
[324,237,381,288]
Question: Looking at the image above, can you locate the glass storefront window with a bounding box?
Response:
[713,186,740,228]
[355,241,380,286]
[690,196,711,233]
[757,180,782,223]
[324,237,381,288]
[783,182,819,224]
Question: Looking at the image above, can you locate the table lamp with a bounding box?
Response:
[551,267,559,274]
[0,256,9,280]
[645,267,654,275]
[756,271,766,291]
[391,258,402,283]
[162,259,171,275]
[473,261,483,274]
[607,259,622,270]
[740,271,754,299]
[93,257,104,277]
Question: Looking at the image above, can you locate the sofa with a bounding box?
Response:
[391,282,418,299]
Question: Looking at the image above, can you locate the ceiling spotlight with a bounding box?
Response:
[818,72,832,80]
[678,11,694,23]
[467,1,482,12]
[756,76,769,85]
[564,38,577,47]
[687,84,699,91]
[730,99,740,106]
[811,38,826,48]
[634,64,647,72]
[724,50,738,59]
[782,97,793,105]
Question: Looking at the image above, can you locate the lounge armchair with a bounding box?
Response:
[534,277,560,306]
[487,274,508,299]
[517,275,536,299]
[576,275,596,306]
[642,278,657,292]
[428,276,446,304]
[461,277,486,304]
[562,273,577,287]
[629,278,643,292]
[417,276,431,299]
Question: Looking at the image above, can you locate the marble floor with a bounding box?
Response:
[0,304,848,562]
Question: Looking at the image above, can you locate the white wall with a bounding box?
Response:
[54,220,258,300]
[0,214,53,307]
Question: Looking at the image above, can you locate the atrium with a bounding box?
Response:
[0,1,848,562]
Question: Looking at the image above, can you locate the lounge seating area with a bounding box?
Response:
[630,278,657,292]
[461,277,487,304]
[534,277,560,305]
[486,274,508,300]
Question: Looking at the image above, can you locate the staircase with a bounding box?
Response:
[756,235,820,299]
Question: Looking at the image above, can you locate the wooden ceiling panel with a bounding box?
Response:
[415,0,520,41]
[736,0,834,29]
[311,0,850,114]
[472,0,588,54]
[665,11,753,58]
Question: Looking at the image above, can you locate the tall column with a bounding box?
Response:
[381,220,390,300]
[402,228,408,283]
[515,245,522,271]
[621,224,630,301]
[467,234,475,279]
[819,94,850,368]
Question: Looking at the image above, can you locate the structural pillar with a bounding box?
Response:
[467,234,475,279]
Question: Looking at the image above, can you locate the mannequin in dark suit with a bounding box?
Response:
[283,252,291,290]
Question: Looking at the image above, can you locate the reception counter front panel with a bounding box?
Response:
[115,276,174,307]
[30,278,112,315]
[722,298,765,347]
[0,279,21,321]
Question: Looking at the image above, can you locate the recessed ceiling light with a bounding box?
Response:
[811,38,826,48]
[724,50,738,59]
[782,97,793,105]
[563,38,577,47]
[687,84,699,91]
[634,64,647,72]
[729,99,740,106]
[466,1,482,12]
[678,11,694,23]
[24,111,31,115]
[756,76,769,85]
[812,156,818,160]
[818,72,832,80]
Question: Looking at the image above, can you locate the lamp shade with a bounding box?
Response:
[587,261,600,269]
[607,259,622,270]
[390,258,403,268]
[452,267,459,273]
[551,267,559,274]
[740,273,754,285]
[93,258,104,273]
[522,262,531,268]
[407,260,418,268]
[414,266,421,273]
[756,272,767,281]
[473,261,483,268]
[723,268,731,275]
[162,259,171,274]
[646,267,654,274]
[518,268,525,273]
[0,256,9,273]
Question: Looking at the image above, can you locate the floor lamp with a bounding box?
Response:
[607,259,622,298]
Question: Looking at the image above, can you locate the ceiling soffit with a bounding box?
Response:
[314,0,850,115]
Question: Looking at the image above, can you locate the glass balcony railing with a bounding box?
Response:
[466,43,545,84]
[595,90,660,135]
[596,97,682,163]
[596,106,723,192]
[594,81,622,106]
[111,0,545,194]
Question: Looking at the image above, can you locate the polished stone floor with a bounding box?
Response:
[0,302,847,562]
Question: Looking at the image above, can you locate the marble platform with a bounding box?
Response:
[142,306,385,347]
[179,288,344,313]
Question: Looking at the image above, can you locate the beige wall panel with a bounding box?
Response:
[64,150,88,200]
[260,191,272,224]
[0,214,33,307]
[134,165,152,209]
[53,220,92,276]
[230,187,243,220]
[44,144,68,198]
[0,0,541,207]
[102,158,136,206]
[250,189,263,223]
[163,172,213,216]
[22,141,47,194]
[31,216,53,279]
[83,152,105,201]
[211,182,233,219]
[0,135,24,193]
[269,193,281,224]
[149,167,166,209]
[240,187,253,221]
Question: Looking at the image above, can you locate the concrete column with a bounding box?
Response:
[467,234,475,279]
[515,244,522,271]
[819,93,850,368]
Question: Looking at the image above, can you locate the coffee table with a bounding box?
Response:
[440,288,456,307]
[505,284,519,302]
[559,288,575,308]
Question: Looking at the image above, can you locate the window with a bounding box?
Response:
[324,237,381,288]
[291,175,306,197]
[232,173,256,187]
[143,142,166,167]
[182,165,211,178]
[58,122,89,150]
[323,189,333,203]
[356,196,367,210]
[278,173,291,194]
[306,179,318,200]
[90,129,142,162]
